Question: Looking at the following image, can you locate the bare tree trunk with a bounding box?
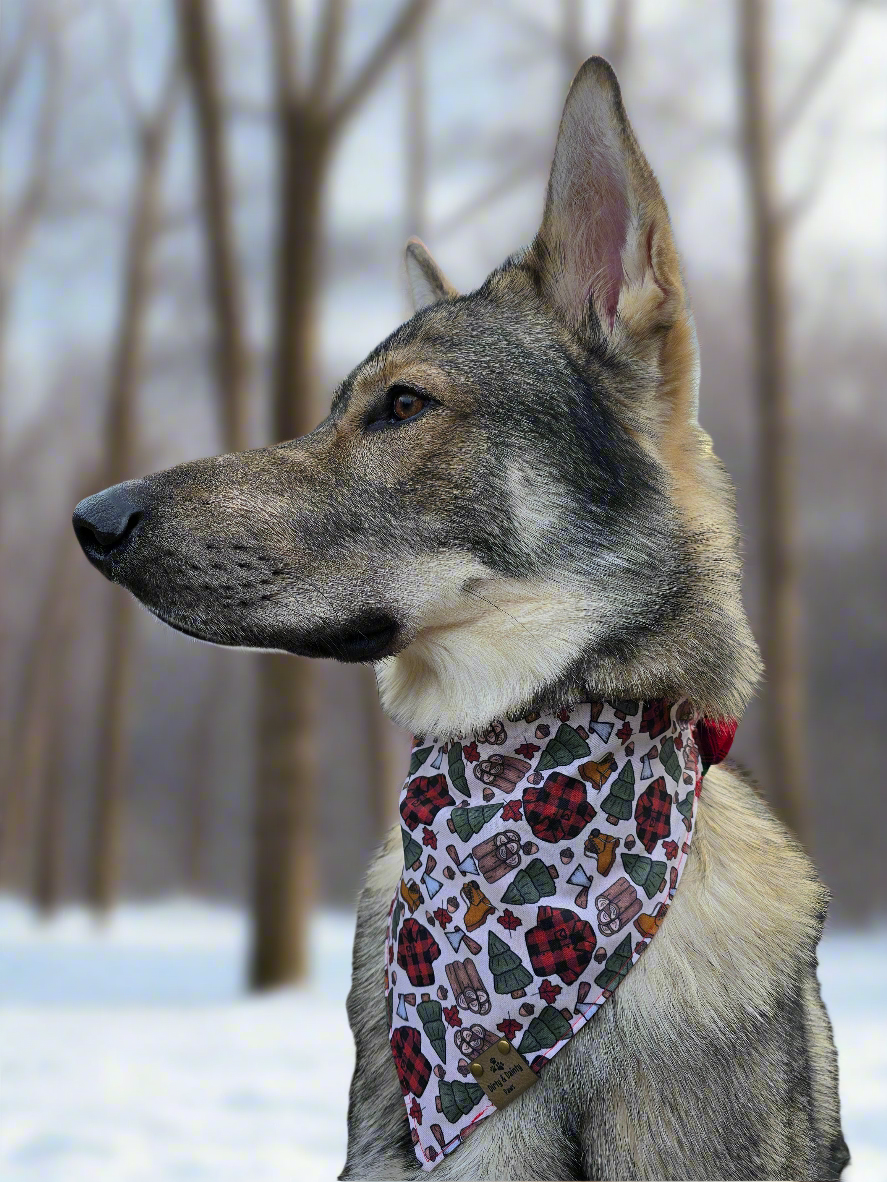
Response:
[31,536,79,915]
[176,0,254,899]
[86,65,179,913]
[250,116,326,989]
[362,668,410,842]
[175,0,250,452]
[247,0,432,990]
[0,529,70,889]
[738,0,808,845]
[183,659,216,895]
[405,26,425,239]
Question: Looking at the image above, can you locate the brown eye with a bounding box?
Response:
[391,388,426,420]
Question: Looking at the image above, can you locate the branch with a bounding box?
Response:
[328,0,432,135]
[310,0,346,107]
[432,151,546,240]
[777,1,859,138]
[0,1,37,120]
[264,0,298,107]
[3,12,63,277]
[101,0,145,131]
[779,114,839,229]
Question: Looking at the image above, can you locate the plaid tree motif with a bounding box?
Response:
[397,917,441,986]
[525,905,596,985]
[385,698,723,1171]
[523,772,596,843]
[400,774,455,832]
[391,1025,432,1097]
[640,698,671,739]
[634,777,672,854]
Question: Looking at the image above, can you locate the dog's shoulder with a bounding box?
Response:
[625,761,828,1037]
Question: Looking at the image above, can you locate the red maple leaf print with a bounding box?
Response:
[434,907,452,928]
[463,741,480,763]
[422,826,437,849]
[538,979,562,1005]
[497,909,522,931]
[515,742,540,759]
[557,708,571,723]
[663,839,679,861]
[496,1017,522,1040]
[501,800,523,823]
[409,1097,422,1124]
[617,721,632,743]
[443,1005,462,1028]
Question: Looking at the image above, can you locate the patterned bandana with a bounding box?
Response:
[385,698,736,1170]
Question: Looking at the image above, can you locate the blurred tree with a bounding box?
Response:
[31,531,80,915]
[0,1,63,843]
[85,55,181,913]
[251,0,433,990]
[176,0,255,898]
[737,0,860,846]
[434,0,631,238]
[0,1,62,394]
[172,0,433,986]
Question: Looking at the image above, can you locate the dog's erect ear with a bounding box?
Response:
[405,238,458,311]
[532,57,687,345]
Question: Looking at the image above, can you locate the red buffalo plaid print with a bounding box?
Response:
[397,917,441,987]
[400,774,455,832]
[391,1025,432,1097]
[525,905,596,985]
[640,698,671,739]
[634,776,672,854]
[523,773,596,843]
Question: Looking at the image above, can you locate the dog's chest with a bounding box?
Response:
[382,699,704,1170]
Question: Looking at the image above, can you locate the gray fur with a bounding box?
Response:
[341,767,848,1181]
[72,56,847,1180]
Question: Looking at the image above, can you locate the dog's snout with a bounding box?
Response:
[73,481,146,561]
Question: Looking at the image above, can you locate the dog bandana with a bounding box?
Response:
[385,698,736,1170]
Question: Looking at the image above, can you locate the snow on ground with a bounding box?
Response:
[0,899,884,1182]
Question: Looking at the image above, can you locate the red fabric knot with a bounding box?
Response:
[695,717,737,771]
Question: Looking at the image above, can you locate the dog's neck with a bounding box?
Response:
[386,697,734,1169]
[375,568,756,738]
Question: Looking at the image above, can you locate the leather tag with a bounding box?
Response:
[468,1040,538,1110]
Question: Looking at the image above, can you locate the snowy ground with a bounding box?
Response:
[0,899,884,1182]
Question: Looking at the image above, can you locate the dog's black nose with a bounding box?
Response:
[73,481,145,559]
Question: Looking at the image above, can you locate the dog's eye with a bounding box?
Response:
[390,386,427,421]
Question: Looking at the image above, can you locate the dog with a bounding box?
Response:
[73,57,847,1181]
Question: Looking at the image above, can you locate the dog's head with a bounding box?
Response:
[73,58,760,734]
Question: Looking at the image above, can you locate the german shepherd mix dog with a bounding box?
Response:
[73,59,847,1181]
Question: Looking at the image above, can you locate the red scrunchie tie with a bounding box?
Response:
[695,717,737,772]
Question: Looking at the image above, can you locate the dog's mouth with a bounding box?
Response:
[147,605,401,664]
[295,613,401,662]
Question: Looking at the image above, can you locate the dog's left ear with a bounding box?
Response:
[405,238,458,311]
[532,57,690,355]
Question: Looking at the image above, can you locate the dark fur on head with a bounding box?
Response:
[74,58,760,738]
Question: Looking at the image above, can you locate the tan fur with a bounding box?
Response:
[342,763,844,1180]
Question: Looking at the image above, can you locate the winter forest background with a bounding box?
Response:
[1,0,885,1179]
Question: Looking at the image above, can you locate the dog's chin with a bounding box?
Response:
[145,603,402,664]
[289,614,402,662]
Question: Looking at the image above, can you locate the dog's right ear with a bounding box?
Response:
[405,238,458,311]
